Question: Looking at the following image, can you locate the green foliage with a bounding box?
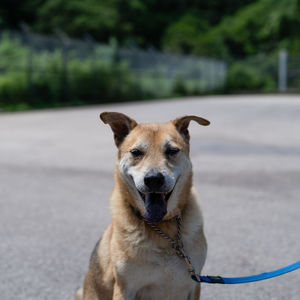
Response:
[2,0,299,60]
[0,35,137,110]
[0,35,199,111]
[0,33,28,70]
[226,54,277,93]
[172,76,190,96]
[190,0,300,59]
[0,0,299,109]
[35,0,119,40]
[162,14,209,54]
[1,0,299,59]
[0,35,30,109]
[0,72,29,108]
[0,0,261,50]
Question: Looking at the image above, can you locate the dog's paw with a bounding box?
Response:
[75,287,83,300]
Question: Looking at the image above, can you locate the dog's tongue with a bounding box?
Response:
[144,193,167,222]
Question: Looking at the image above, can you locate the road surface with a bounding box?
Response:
[1,95,300,299]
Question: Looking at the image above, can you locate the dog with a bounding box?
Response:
[76,112,210,300]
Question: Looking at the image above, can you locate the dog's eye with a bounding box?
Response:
[130,149,144,157]
[166,148,180,157]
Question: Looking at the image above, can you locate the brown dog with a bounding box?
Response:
[76,112,210,300]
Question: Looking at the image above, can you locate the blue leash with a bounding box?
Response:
[197,260,300,284]
[139,212,300,285]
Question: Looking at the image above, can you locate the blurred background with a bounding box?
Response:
[0,0,299,111]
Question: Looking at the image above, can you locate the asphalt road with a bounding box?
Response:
[1,95,300,300]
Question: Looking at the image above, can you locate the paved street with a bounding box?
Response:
[1,95,300,300]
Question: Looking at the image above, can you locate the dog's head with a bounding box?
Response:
[100,112,210,222]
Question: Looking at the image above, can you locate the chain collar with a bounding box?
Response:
[130,204,202,283]
[144,215,201,282]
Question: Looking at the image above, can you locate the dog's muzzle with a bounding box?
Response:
[138,190,173,222]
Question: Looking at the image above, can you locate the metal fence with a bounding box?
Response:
[0,29,227,107]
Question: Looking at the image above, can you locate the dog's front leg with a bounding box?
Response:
[193,284,200,300]
[113,282,135,300]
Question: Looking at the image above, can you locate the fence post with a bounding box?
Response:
[55,29,70,104]
[112,38,122,100]
[20,23,35,104]
[278,49,288,92]
[85,34,97,102]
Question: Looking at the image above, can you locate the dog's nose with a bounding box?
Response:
[144,172,165,191]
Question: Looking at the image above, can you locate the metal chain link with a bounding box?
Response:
[145,215,201,282]
[145,220,177,244]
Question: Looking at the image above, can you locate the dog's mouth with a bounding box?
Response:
[138,190,173,222]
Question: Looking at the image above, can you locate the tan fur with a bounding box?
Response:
[76,113,209,300]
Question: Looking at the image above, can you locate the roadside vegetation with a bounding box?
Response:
[0,0,299,110]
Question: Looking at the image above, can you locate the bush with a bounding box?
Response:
[0,72,30,109]
[0,33,209,111]
[0,35,142,110]
[225,54,277,93]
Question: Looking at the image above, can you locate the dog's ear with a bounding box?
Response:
[100,112,137,147]
[172,115,210,142]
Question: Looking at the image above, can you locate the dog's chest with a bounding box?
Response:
[115,235,204,299]
[138,253,195,299]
